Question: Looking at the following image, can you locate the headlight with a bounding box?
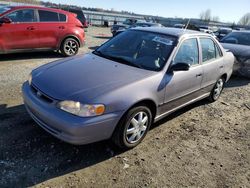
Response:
[28,73,32,85]
[57,101,105,117]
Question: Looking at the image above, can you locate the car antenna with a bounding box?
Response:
[184,18,191,31]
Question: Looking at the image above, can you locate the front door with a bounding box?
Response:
[160,38,203,114]
[1,9,39,50]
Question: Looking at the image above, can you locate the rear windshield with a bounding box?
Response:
[221,32,250,46]
[94,30,177,71]
[0,6,11,14]
[69,9,85,21]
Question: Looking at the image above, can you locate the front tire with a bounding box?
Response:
[209,77,225,102]
[60,38,79,57]
[112,106,152,150]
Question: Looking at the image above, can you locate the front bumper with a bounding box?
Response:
[22,82,123,145]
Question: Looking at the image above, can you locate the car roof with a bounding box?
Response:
[8,5,71,15]
[136,22,158,25]
[132,27,210,38]
[232,30,250,33]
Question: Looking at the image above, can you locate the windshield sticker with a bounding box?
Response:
[152,37,173,45]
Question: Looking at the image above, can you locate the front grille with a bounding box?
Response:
[30,84,54,103]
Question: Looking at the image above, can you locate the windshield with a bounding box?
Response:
[122,19,136,25]
[93,30,177,71]
[219,29,232,34]
[0,6,11,15]
[221,32,250,45]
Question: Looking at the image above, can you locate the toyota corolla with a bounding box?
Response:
[22,27,234,149]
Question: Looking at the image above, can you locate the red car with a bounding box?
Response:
[0,6,85,56]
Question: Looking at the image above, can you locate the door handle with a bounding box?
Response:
[196,73,203,77]
[219,65,224,69]
[59,26,65,29]
[27,26,35,30]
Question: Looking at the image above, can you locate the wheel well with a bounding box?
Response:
[128,100,157,119]
[111,99,157,138]
[60,36,81,48]
[221,74,227,81]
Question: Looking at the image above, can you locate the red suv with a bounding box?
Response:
[0,6,85,56]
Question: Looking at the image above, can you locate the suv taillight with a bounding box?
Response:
[76,24,84,28]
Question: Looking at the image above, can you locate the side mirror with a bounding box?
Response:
[168,63,190,72]
[0,17,12,24]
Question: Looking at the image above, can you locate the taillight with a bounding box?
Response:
[84,21,88,27]
[76,25,84,28]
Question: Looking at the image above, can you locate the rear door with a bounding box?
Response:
[161,38,204,113]
[36,9,66,49]
[1,8,39,50]
[199,37,224,92]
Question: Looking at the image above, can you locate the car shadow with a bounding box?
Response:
[0,97,209,187]
[152,99,207,129]
[0,104,123,187]
[224,75,250,88]
[88,46,99,50]
[93,36,111,40]
[0,94,211,187]
[0,51,62,62]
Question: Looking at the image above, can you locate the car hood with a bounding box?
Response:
[221,43,250,58]
[32,53,154,102]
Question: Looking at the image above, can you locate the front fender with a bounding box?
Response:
[92,73,165,115]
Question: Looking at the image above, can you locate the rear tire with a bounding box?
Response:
[112,106,152,150]
[208,77,225,102]
[60,38,79,57]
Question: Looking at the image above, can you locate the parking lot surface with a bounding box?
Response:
[0,27,250,188]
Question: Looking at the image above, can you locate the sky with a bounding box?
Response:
[49,0,250,23]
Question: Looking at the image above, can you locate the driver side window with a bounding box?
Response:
[173,38,199,66]
[5,9,36,23]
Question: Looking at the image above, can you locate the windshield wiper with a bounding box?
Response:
[108,55,143,69]
[93,50,107,58]
[93,50,142,69]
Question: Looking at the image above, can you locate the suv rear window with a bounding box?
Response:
[38,10,59,22]
[69,10,85,20]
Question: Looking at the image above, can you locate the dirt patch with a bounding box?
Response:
[0,27,249,188]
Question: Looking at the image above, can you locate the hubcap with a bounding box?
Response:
[64,40,78,55]
[213,79,224,100]
[126,112,148,144]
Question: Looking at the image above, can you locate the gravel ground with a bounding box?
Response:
[0,27,250,188]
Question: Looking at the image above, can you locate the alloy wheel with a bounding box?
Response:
[213,78,224,100]
[64,40,78,56]
[126,111,149,144]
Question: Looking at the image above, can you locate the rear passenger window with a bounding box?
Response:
[59,13,66,22]
[173,38,199,66]
[38,10,59,22]
[215,44,222,58]
[200,38,217,63]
